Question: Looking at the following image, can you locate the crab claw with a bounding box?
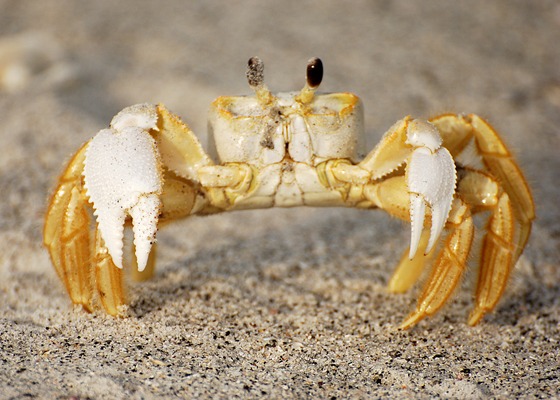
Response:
[83,104,163,271]
[406,120,456,259]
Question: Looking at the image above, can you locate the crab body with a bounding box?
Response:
[43,57,534,328]
[205,90,365,211]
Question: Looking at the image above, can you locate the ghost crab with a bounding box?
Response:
[44,57,534,328]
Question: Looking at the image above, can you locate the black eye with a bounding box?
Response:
[246,56,265,87]
[306,57,323,88]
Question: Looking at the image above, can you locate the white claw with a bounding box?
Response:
[83,104,162,271]
[409,193,426,259]
[129,194,160,271]
[406,120,456,259]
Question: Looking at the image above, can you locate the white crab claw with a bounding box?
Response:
[83,104,162,271]
[406,120,456,259]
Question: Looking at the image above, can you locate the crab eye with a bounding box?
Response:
[306,57,323,88]
[246,56,265,88]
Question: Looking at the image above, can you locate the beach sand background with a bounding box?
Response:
[0,1,559,398]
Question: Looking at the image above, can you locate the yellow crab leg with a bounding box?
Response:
[468,192,515,325]
[431,114,534,262]
[358,117,411,179]
[400,199,474,329]
[155,104,214,181]
[44,143,94,311]
[429,114,473,158]
[388,230,437,294]
[94,229,125,316]
[468,115,534,263]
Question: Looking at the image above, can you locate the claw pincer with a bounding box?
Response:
[83,104,163,271]
[405,120,456,259]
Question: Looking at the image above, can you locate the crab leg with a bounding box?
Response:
[454,169,518,326]
[44,143,94,311]
[94,228,125,315]
[364,177,475,328]
[430,114,535,264]
[44,140,129,315]
[388,230,437,294]
[45,103,212,314]
[468,192,515,325]
[400,199,474,329]
[430,114,535,324]
[468,115,534,263]
[154,104,213,181]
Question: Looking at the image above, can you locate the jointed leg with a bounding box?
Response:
[469,192,515,325]
[431,114,535,324]
[388,230,437,294]
[94,229,125,315]
[365,177,473,328]
[400,199,474,329]
[468,115,534,264]
[367,168,519,328]
[44,151,200,314]
[44,143,94,311]
[431,114,534,265]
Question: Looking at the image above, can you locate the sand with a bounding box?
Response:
[0,1,559,398]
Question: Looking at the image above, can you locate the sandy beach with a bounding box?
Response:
[0,1,559,398]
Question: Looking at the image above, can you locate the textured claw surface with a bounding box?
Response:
[406,120,456,258]
[84,105,162,271]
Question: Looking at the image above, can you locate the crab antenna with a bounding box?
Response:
[246,56,274,105]
[297,57,323,105]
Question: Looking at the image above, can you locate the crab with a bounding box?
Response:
[43,57,534,328]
